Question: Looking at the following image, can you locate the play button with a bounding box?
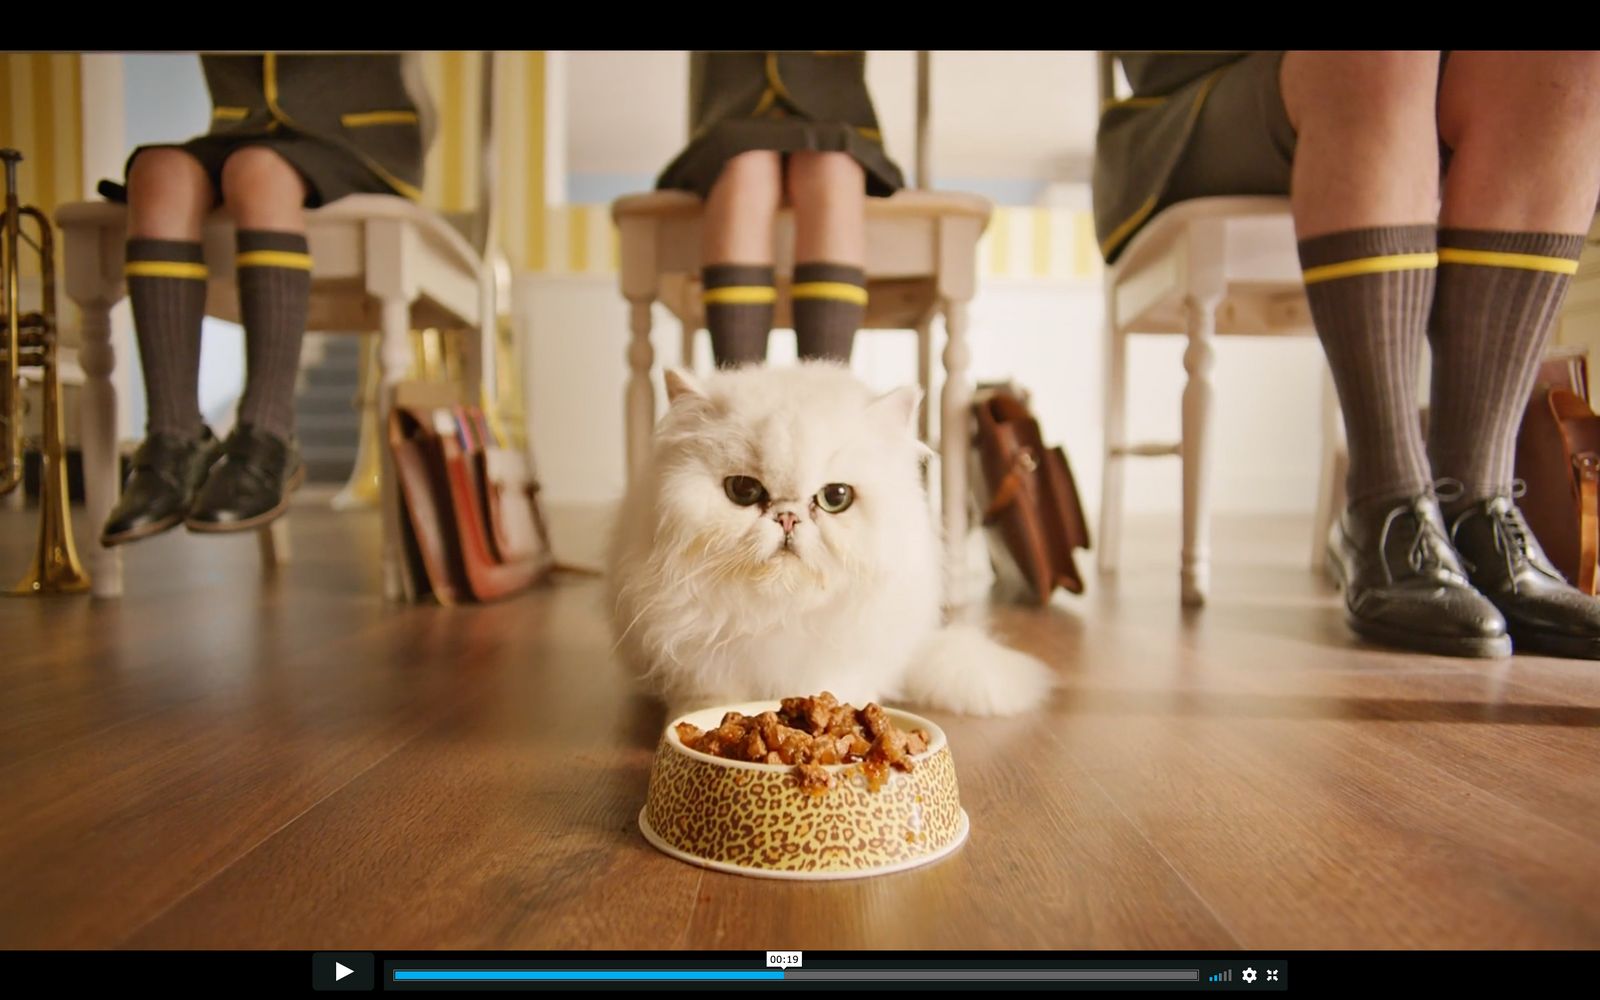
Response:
[313,953,374,991]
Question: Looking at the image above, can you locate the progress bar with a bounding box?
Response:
[392,969,1199,983]
[393,971,784,981]
[791,971,1198,981]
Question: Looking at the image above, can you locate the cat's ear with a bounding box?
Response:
[868,385,924,437]
[664,369,707,406]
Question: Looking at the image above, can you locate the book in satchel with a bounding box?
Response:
[969,383,1091,605]
[1515,347,1600,594]
[388,401,555,604]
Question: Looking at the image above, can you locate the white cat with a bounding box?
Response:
[607,361,1054,717]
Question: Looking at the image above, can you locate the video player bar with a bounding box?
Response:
[363,956,1287,990]
[392,969,1202,982]
[1,947,1566,993]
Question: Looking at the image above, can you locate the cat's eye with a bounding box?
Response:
[724,475,768,507]
[816,483,855,513]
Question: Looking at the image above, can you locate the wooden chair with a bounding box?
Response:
[1094,51,1339,606]
[57,53,498,600]
[611,52,993,603]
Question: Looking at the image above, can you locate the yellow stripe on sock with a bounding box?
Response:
[236,250,313,270]
[702,285,777,306]
[1302,252,1439,285]
[790,281,867,305]
[1438,247,1579,275]
[124,260,208,280]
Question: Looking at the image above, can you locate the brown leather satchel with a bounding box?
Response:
[1515,348,1600,594]
[969,383,1091,605]
[389,401,555,604]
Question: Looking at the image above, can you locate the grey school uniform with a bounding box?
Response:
[99,52,427,208]
[657,50,906,199]
[1092,51,1295,263]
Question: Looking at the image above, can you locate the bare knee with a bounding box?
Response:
[786,152,864,206]
[1282,51,1439,139]
[1439,51,1600,154]
[126,148,213,239]
[219,147,308,214]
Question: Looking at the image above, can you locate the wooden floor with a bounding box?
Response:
[3,491,1600,951]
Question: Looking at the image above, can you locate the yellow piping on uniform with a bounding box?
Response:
[341,110,420,128]
[259,51,422,202]
[764,52,795,106]
[264,52,280,116]
[1099,68,1228,261]
[1100,195,1158,260]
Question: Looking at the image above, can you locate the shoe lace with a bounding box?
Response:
[1376,480,1463,586]
[1449,480,1547,594]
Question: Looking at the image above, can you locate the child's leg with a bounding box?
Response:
[183,146,310,532]
[220,147,310,442]
[788,151,866,362]
[102,148,223,546]
[702,151,781,365]
[126,148,215,439]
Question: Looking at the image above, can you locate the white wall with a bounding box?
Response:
[516,274,1329,519]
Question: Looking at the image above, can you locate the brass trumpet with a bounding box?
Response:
[0,148,89,595]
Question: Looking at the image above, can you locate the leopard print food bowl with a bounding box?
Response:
[639,701,969,880]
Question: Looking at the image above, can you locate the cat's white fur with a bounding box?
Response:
[607,362,1053,717]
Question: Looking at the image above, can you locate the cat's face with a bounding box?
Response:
[648,363,930,604]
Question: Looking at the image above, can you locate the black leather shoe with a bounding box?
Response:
[100,427,221,547]
[184,424,304,533]
[1326,491,1510,657]
[1449,495,1600,659]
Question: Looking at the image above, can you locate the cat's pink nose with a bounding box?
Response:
[775,511,799,535]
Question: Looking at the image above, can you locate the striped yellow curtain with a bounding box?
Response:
[0,53,84,279]
[976,206,1102,281]
[419,51,548,273]
[530,204,1101,281]
[543,204,621,275]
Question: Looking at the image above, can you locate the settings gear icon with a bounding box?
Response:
[1243,968,1258,984]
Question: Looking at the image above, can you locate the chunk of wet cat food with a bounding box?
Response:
[674,693,933,793]
[793,763,833,796]
[860,702,891,740]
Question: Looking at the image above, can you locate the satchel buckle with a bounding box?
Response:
[1575,452,1600,480]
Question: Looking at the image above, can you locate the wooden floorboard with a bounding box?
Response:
[3,495,1598,949]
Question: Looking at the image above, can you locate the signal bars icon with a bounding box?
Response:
[1209,970,1233,982]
